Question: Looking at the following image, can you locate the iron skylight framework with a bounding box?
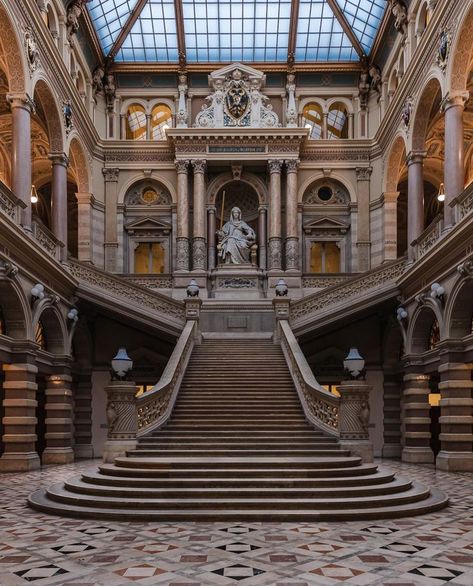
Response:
[87,0,387,64]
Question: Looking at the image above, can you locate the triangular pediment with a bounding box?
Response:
[125,217,171,231]
[304,217,350,232]
[209,63,265,86]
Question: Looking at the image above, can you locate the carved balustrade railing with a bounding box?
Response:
[412,214,443,260]
[451,182,473,223]
[302,274,354,289]
[32,220,62,260]
[279,320,340,437]
[0,181,25,224]
[121,274,173,290]
[136,320,196,436]
[291,258,407,328]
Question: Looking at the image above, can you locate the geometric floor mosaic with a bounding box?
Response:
[0,458,472,585]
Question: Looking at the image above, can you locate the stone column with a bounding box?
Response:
[8,93,34,229]
[207,205,216,270]
[76,192,93,263]
[42,369,74,464]
[258,206,267,270]
[175,160,190,272]
[382,373,402,458]
[356,167,372,271]
[268,159,283,271]
[103,167,119,272]
[0,358,40,471]
[191,159,206,271]
[50,152,69,260]
[348,113,354,139]
[146,114,151,139]
[382,191,399,262]
[103,380,137,463]
[436,361,473,471]
[338,379,373,463]
[407,151,426,261]
[322,112,328,138]
[285,159,300,272]
[401,368,434,463]
[443,92,469,228]
[73,370,94,458]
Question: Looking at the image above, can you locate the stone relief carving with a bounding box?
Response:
[176,72,188,128]
[192,238,206,270]
[436,29,452,71]
[389,0,408,35]
[217,207,256,265]
[24,27,39,75]
[176,238,189,271]
[218,278,257,289]
[369,63,382,96]
[66,0,86,39]
[285,238,299,271]
[358,59,370,110]
[268,238,282,270]
[63,100,73,135]
[124,180,172,206]
[303,180,350,205]
[285,73,297,127]
[401,97,413,130]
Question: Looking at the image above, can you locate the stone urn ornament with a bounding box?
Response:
[275,279,288,297]
[187,279,199,297]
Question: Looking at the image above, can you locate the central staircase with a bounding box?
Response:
[29,338,448,520]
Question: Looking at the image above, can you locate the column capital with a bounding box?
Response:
[285,159,300,173]
[49,152,70,167]
[355,166,373,181]
[268,159,283,174]
[75,191,94,205]
[102,167,119,182]
[382,191,400,203]
[191,159,206,174]
[7,93,35,113]
[440,91,470,113]
[406,150,426,166]
[175,159,189,173]
[207,205,216,213]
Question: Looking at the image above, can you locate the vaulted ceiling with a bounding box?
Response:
[87,0,387,64]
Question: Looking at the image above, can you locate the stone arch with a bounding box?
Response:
[207,172,268,206]
[33,301,67,354]
[32,77,64,153]
[325,97,354,115]
[384,134,408,193]
[298,97,325,115]
[411,76,443,152]
[0,0,27,94]
[124,178,172,206]
[68,136,90,193]
[0,276,31,339]
[407,303,444,354]
[445,275,473,339]
[298,172,356,204]
[119,173,176,205]
[448,2,473,94]
[302,178,350,205]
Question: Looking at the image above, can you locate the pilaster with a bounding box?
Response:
[103,167,120,272]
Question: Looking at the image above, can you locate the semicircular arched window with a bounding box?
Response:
[151,104,172,140]
[327,102,349,139]
[126,104,147,140]
[302,102,323,140]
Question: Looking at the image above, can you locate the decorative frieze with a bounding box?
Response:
[176,238,189,272]
[268,238,282,270]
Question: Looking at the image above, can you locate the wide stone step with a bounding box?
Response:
[151,430,328,437]
[138,439,338,447]
[129,448,349,457]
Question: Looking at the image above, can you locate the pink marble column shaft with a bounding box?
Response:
[50,153,69,260]
[407,151,425,260]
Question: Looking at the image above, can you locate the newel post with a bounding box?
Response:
[272,279,290,343]
[185,279,202,343]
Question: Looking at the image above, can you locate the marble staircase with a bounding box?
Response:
[28,339,448,520]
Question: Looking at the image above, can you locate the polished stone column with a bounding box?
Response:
[191,159,206,271]
[76,192,93,263]
[42,369,74,464]
[258,205,267,271]
[356,167,372,271]
[103,167,119,272]
[285,159,300,271]
[437,361,473,471]
[207,205,216,270]
[407,151,426,260]
[443,92,469,228]
[175,160,190,271]
[382,191,399,262]
[268,159,283,271]
[8,93,34,229]
[0,358,40,471]
[73,370,94,459]
[401,370,434,463]
[50,152,69,260]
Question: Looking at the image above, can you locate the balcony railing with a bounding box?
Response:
[451,181,473,223]
[0,181,25,224]
[412,214,443,260]
[31,220,62,261]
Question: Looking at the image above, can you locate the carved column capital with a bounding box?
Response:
[191,159,206,174]
[440,91,470,113]
[175,159,189,174]
[285,159,300,173]
[49,152,70,168]
[268,159,283,174]
[355,167,373,181]
[102,167,119,182]
[7,93,35,113]
[406,150,426,166]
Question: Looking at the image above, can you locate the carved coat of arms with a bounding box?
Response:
[225,77,250,120]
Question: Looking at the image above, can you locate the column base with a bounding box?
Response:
[401,446,434,464]
[42,447,75,465]
[436,450,473,472]
[74,444,94,459]
[103,439,136,463]
[0,452,41,471]
[340,440,373,463]
[382,444,402,459]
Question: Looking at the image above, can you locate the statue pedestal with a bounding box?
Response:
[211,264,265,299]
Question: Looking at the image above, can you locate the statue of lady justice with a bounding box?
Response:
[217,206,256,264]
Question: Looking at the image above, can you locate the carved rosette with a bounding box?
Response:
[176,237,189,271]
[268,237,282,270]
[192,237,206,271]
[285,237,299,271]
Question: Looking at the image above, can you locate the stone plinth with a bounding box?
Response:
[338,379,373,463]
[102,380,137,463]
[211,264,265,299]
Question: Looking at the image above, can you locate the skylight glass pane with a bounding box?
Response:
[182,0,291,63]
[87,0,140,53]
[295,0,357,61]
[115,0,179,62]
[335,0,387,54]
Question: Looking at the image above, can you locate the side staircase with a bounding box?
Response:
[29,338,447,520]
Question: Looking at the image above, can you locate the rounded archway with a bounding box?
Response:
[448,279,473,339]
[408,305,442,354]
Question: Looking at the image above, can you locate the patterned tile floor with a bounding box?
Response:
[0,459,472,585]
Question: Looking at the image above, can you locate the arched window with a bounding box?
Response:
[429,320,440,350]
[151,104,172,140]
[35,320,47,351]
[126,104,147,140]
[327,102,349,139]
[302,102,323,139]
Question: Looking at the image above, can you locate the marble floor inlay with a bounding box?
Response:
[0,459,472,585]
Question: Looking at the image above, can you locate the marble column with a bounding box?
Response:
[258,206,267,271]
[76,192,94,263]
[50,152,69,261]
[42,369,74,464]
[407,151,425,261]
[103,167,119,272]
[285,159,300,271]
[437,361,473,471]
[382,191,400,262]
[191,159,206,271]
[207,205,216,270]
[268,159,283,271]
[175,160,190,272]
[401,369,434,463]
[443,92,469,228]
[356,167,372,271]
[8,93,34,229]
[73,370,94,459]
[0,358,40,471]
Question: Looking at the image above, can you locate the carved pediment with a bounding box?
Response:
[209,63,265,86]
[304,217,350,234]
[125,217,171,234]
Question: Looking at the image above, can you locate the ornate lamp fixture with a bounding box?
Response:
[396,307,408,322]
[430,282,445,302]
[343,348,366,380]
[67,308,79,322]
[30,185,38,204]
[437,183,445,203]
[111,348,133,380]
[31,283,45,300]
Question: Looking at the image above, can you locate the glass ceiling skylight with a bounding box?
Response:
[86,0,387,63]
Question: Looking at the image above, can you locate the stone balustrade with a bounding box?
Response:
[412,214,443,260]
[31,220,63,261]
[451,181,473,223]
[0,180,26,224]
